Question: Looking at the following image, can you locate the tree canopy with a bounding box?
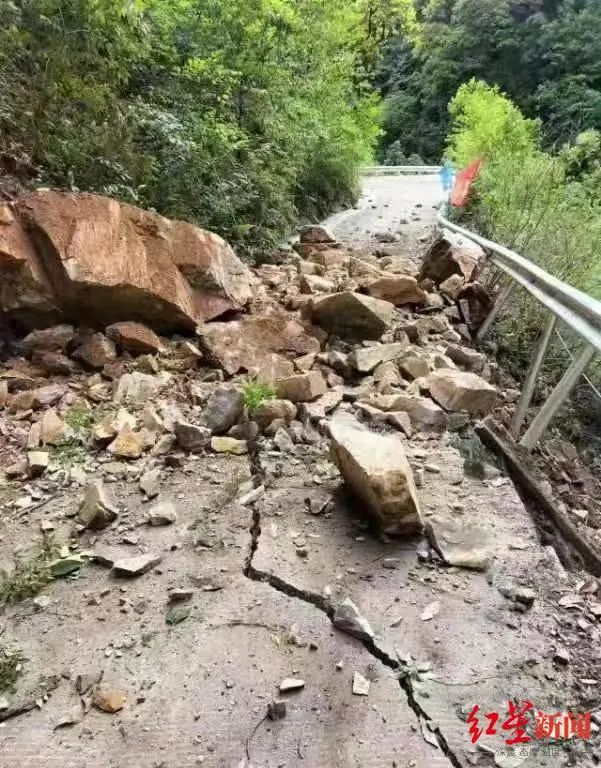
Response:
[0,0,383,257]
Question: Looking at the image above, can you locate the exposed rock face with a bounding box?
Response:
[199,306,319,379]
[2,190,253,330]
[427,369,497,415]
[329,413,422,536]
[419,230,485,285]
[367,275,426,306]
[311,292,396,340]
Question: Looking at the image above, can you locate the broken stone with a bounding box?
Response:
[27,450,49,477]
[311,291,396,341]
[107,426,144,459]
[427,369,497,415]
[300,274,336,294]
[210,436,248,455]
[553,647,570,666]
[352,671,370,696]
[387,412,413,437]
[148,501,177,526]
[329,413,422,536]
[139,468,161,498]
[79,480,119,530]
[174,421,211,452]
[367,275,426,306]
[299,224,336,243]
[444,344,486,373]
[420,600,440,621]
[105,321,164,354]
[439,273,464,300]
[93,408,136,443]
[332,597,374,642]
[279,678,305,693]
[200,387,244,434]
[199,306,318,378]
[72,332,117,369]
[165,605,190,625]
[75,671,103,695]
[112,553,162,577]
[238,485,265,506]
[40,408,70,445]
[427,517,494,571]
[22,324,75,354]
[113,371,170,405]
[31,350,78,376]
[399,351,431,380]
[348,342,406,374]
[253,399,297,430]
[92,685,126,713]
[273,427,294,453]
[419,230,485,285]
[276,371,327,402]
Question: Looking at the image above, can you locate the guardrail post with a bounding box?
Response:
[510,314,557,438]
[520,343,596,450]
[476,281,515,342]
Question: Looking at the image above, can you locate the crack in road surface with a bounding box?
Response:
[242,443,464,768]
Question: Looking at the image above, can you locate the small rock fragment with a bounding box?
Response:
[147,501,177,526]
[78,480,119,530]
[27,450,49,477]
[92,685,126,713]
[112,553,162,577]
[332,597,374,641]
[279,678,305,693]
[210,436,248,455]
[139,468,161,498]
[352,671,370,696]
[174,421,211,452]
[420,600,440,621]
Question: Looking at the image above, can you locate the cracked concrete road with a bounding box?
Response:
[2,174,598,768]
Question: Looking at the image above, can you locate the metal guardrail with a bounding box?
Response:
[360,165,440,175]
[437,207,601,450]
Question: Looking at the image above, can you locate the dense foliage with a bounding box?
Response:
[378,0,601,163]
[0,0,382,258]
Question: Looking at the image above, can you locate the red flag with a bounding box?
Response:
[450,157,484,207]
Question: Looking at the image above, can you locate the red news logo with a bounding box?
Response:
[467,700,591,745]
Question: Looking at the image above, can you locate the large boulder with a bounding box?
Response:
[367,275,426,306]
[0,203,59,326]
[199,305,320,379]
[419,230,485,285]
[349,342,407,374]
[311,292,396,341]
[3,190,253,330]
[299,225,336,244]
[426,369,497,415]
[329,413,422,536]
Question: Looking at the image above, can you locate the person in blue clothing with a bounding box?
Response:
[439,159,456,195]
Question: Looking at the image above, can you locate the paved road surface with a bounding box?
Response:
[323,173,443,252]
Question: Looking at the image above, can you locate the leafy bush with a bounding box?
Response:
[243,380,276,414]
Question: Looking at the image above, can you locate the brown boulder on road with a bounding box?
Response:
[329,413,423,536]
[1,190,253,331]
